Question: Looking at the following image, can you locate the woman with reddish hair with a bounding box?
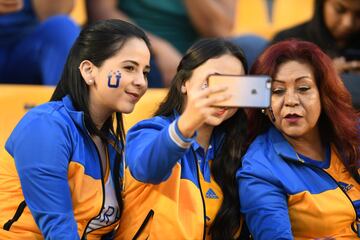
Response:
[237,39,360,239]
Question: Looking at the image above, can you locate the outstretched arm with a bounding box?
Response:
[184,0,236,37]
[126,81,231,183]
[126,117,195,184]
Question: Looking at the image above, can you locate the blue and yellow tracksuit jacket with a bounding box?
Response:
[115,115,233,239]
[0,95,122,240]
[237,126,360,240]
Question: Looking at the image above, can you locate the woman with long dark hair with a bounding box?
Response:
[0,19,151,239]
[237,39,360,239]
[270,0,360,109]
[271,0,360,74]
[115,38,249,240]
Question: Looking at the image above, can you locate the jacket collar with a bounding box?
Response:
[268,126,300,163]
[62,95,88,134]
[62,95,121,152]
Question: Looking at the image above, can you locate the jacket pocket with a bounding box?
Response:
[132,209,154,240]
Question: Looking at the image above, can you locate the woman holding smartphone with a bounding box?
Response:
[115,38,250,240]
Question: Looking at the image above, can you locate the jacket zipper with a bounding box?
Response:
[132,209,154,240]
[80,130,106,240]
[191,148,206,240]
[3,200,27,230]
[297,160,360,237]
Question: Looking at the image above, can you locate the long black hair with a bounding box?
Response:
[155,38,248,240]
[51,19,151,216]
[303,0,360,58]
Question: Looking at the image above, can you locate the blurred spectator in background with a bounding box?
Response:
[0,0,80,85]
[270,0,360,108]
[87,0,267,87]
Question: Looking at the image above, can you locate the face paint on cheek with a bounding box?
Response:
[107,70,121,88]
[201,81,208,90]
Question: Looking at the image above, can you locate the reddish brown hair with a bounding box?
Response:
[247,39,359,180]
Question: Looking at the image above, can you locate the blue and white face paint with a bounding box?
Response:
[85,38,150,115]
[107,70,122,88]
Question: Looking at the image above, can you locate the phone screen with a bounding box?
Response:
[208,74,272,108]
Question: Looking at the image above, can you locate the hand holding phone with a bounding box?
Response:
[177,79,231,138]
[208,74,272,108]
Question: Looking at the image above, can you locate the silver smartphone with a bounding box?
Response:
[208,74,272,108]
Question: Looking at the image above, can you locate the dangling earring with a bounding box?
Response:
[268,107,276,122]
[261,108,276,122]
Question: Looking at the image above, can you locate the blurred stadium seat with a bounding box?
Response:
[272,0,314,32]
[232,0,314,39]
[0,85,167,148]
[70,0,87,26]
[233,0,272,38]
[123,89,167,130]
[0,85,54,148]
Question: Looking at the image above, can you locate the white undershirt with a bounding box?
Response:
[86,173,120,233]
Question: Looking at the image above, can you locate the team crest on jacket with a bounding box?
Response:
[338,181,354,192]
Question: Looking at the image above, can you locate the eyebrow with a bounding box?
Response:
[123,60,151,71]
[273,76,312,83]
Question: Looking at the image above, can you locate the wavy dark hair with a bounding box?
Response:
[51,19,151,216]
[155,38,249,240]
[247,39,360,182]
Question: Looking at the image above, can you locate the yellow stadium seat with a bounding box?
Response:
[232,0,314,39]
[0,85,168,148]
[123,89,168,132]
[70,0,87,26]
[232,0,272,39]
[272,0,314,34]
[0,84,54,148]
